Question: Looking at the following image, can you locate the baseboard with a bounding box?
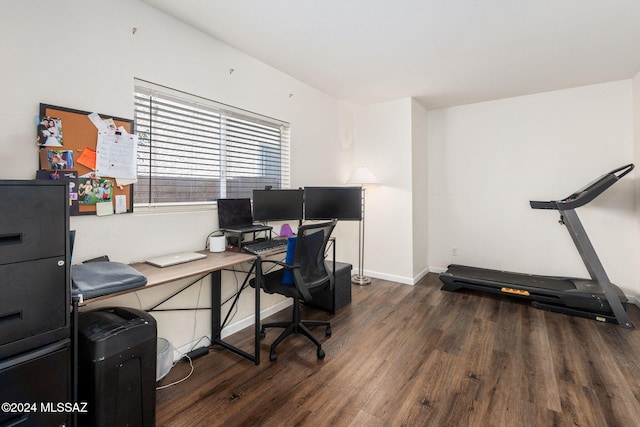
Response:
[361,267,432,285]
[364,269,414,285]
[222,299,292,338]
[627,295,640,308]
[412,267,431,285]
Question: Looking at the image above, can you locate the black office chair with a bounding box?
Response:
[251,220,337,361]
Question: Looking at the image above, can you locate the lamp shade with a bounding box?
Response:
[347,166,378,185]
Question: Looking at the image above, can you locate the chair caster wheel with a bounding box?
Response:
[270,350,277,361]
[259,329,266,339]
[325,326,332,336]
[317,348,325,359]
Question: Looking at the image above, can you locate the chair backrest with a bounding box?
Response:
[292,220,337,293]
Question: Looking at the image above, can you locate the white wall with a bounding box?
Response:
[353,98,414,283]
[0,0,354,355]
[348,98,428,285]
[428,81,638,297]
[411,100,430,280]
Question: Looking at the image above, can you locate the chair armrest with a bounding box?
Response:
[259,259,300,270]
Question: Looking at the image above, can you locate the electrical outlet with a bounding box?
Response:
[451,247,458,256]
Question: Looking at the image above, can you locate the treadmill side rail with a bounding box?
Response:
[561,208,633,329]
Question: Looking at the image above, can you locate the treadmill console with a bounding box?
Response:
[530,163,634,211]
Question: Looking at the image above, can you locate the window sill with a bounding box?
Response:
[133,202,216,215]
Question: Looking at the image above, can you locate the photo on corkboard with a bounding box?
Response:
[78,175,114,205]
[37,116,64,147]
[45,150,74,169]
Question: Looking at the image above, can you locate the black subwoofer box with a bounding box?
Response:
[306,262,352,313]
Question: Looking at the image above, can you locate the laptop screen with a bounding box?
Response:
[217,198,253,229]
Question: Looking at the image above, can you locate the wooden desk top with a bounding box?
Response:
[130,250,256,287]
[81,250,256,305]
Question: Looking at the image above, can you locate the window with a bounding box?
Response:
[133,80,290,206]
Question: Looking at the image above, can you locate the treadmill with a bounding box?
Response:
[439,163,635,329]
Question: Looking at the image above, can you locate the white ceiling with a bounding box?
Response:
[143,0,640,109]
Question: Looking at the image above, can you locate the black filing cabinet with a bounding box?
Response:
[306,262,352,313]
[77,307,157,427]
[0,181,70,359]
[0,340,71,427]
[0,180,71,426]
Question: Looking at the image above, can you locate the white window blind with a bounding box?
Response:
[133,81,290,206]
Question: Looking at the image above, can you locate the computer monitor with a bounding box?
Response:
[216,198,253,229]
[304,187,362,221]
[252,189,304,222]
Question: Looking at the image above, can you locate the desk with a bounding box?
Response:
[78,250,261,365]
[133,251,261,365]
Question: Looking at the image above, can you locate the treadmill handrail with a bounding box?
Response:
[530,163,634,210]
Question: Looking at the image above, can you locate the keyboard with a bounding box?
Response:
[243,239,289,255]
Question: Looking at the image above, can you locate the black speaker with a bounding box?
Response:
[0,180,70,360]
[305,262,352,313]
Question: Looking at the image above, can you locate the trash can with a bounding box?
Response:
[77,307,157,427]
[156,337,172,382]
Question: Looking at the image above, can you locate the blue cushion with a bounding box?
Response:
[281,236,297,285]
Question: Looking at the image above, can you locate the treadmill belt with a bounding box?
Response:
[445,264,576,292]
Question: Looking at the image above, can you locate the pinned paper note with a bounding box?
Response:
[77,147,97,170]
[115,195,127,214]
[95,130,138,179]
[88,112,116,133]
[96,201,114,216]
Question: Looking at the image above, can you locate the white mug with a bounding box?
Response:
[210,235,226,252]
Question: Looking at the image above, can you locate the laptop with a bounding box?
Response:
[216,198,271,233]
[145,251,207,268]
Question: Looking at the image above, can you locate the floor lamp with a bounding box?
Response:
[347,166,378,285]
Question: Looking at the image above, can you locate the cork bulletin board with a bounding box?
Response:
[38,103,135,215]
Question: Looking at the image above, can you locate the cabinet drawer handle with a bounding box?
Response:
[0,311,22,326]
[0,233,21,246]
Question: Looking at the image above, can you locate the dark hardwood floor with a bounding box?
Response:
[156,273,640,426]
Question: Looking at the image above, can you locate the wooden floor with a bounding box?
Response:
[156,273,640,426]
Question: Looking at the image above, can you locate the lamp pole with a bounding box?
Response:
[352,186,370,285]
[347,166,378,286]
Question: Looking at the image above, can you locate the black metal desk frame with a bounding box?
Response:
[74,252,263,372]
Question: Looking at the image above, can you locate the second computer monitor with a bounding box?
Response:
[252,189,304,222]
[304,186,362,221]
